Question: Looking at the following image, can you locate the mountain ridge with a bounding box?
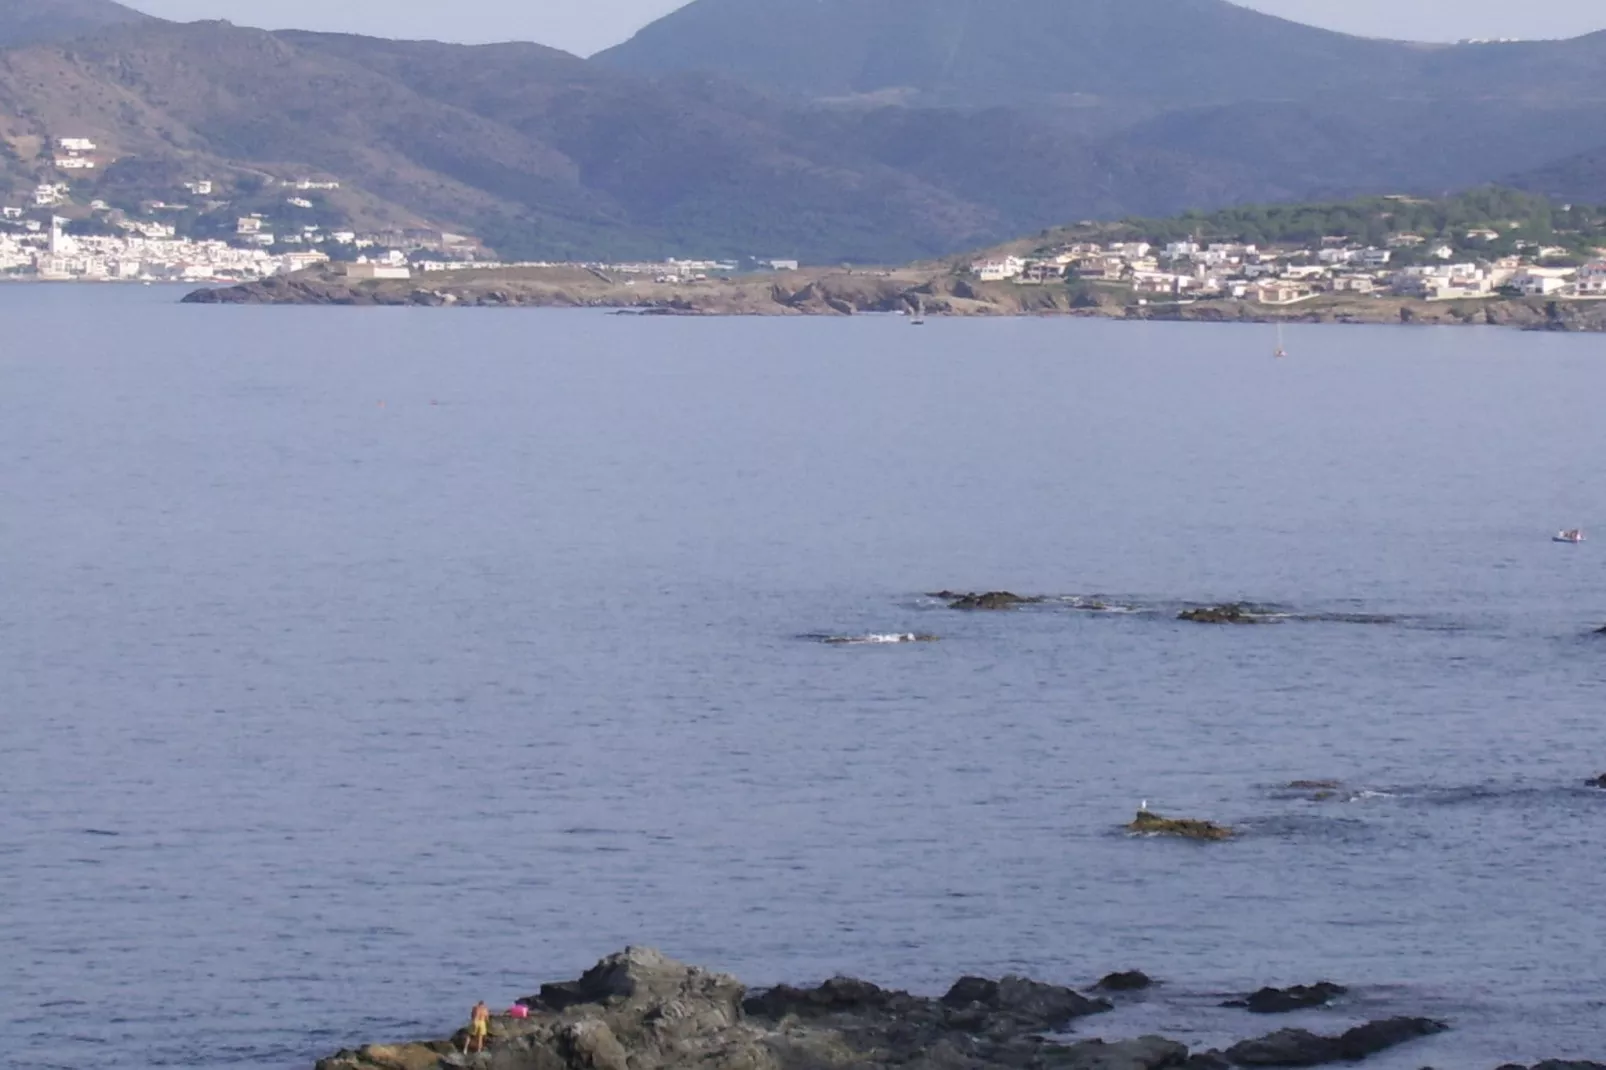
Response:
[0,0,150,49]
[2,0,1606,263]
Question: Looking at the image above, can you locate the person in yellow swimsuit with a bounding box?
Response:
[465,1001,491,1054]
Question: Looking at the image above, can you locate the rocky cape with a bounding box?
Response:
[183,268,1606,332]
[308,947,1500,1070]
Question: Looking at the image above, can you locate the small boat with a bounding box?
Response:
[910,296,926,325]
[1554,529,1586,544]
[1273,322,1287,359]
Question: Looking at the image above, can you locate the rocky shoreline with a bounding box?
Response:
[181,267,1606,332]
[314,948,1596,1070]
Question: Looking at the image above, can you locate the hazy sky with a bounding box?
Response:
[123,0,1606,56]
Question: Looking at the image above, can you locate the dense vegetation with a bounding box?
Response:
[1077,189,1606,260]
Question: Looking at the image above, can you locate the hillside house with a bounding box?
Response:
[1019,261,1064,284]
[972,256,1024,282]
[1576,262,1606,296]
[57,138,96,153]
[343,262,411,280]
[1509,268,1574,296]
[1331,275,1376,294]
[1252,281,1308,305]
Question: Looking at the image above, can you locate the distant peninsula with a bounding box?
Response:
[183,189,1606,332]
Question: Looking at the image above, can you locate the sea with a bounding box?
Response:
[2,284,1603,1070]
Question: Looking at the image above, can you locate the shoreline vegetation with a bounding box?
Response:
[181,265,1606,331]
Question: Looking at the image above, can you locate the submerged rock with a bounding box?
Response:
[1496,1063,1606,1070]
[941,591,1043,610]
[1126,809,1234,841]
[1053,1037,1189,1069]
[1095,970,1155,992]
[1225,982,1347,1013]
[1178,603,1264,624]
[1285,780,1342,791]
[813,633,940,645]
[1587,774,1606,789]
[1224,1016,1446,1066]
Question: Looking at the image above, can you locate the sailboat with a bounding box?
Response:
[1273,322,1287,359]
[911,296,926,325]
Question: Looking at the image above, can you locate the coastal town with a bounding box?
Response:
[969,233,1606,304]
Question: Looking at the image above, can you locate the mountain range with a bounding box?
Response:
[2,0,1605,263]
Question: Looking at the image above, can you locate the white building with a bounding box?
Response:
[184,180,214,196]
[1509,268,1573,297]
[54,157,96,170]
[237,216,263,234]
[343,262,411,280]
[972,256,1025,282]
[34,184,68,207]
[1575,262,1606,296]
[57,137,97,153]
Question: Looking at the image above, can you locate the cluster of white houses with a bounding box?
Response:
[0,217,323,281]
[972,234,1606,304]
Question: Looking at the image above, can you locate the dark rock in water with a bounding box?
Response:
[1499,1062,1606,1070]
[1586,774,1606,789]
[1224,1016,1446,1066]
[939,974,1112,1028]
[1225,982,1348,1014]
[1127,808,1234,841]
[322,947,1144,1070]
[1095,970,1155,992]
[1053,1037,1189,1069]
[1285,780,1342,791]
[813,633,940,645]
[743,975,897,1018]
[1178,603,1263,624]
[943,591,1043,610]
[1182,1055,1232,1070]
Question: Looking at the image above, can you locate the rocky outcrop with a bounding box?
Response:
[937,591,1043,610]
[1127,809,1234,841]
[1094,970,1155,992]
[1178,604,1264,625]
[315,949,1468,1070]
[1495,1063,1606,1069]
[1225,983,1347,1014]
[1586,774,1606,789]
[1223,1017,1446,1066]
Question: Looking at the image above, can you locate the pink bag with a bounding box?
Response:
[507,1005,529,1019]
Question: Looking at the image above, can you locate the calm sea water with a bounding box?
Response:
[3,285,1604,1070]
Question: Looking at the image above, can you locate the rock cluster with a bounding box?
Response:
[1226,983,1347,1014]
[1223,1017,1447,1065]
[933,591,1043,611]
[314,948,1461,1070]
[1127,809,1235,841]
[1095,970,1155,992]
[1178,604,1263,624]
